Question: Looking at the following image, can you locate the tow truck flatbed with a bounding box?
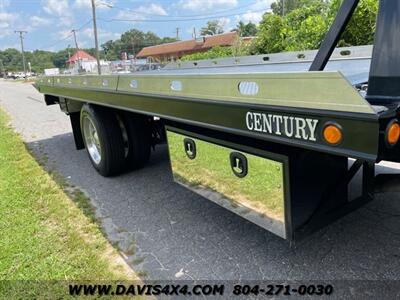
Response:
[34,0,400,244]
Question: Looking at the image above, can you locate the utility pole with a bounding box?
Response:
[0,59,5,78]
[193,27,197,39]
[131,39,135,57]
[71,30,79,49]
[91,0,101,74]
[71,29,81,71]
[15,30,27,80]
[282,0,285,16]
[176,27,180,40]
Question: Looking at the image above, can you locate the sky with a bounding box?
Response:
[0,0,274,52]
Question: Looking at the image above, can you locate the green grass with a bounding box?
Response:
[0,109,137,297]
[168,131,285,221]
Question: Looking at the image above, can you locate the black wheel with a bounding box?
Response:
[119,113,151,169]
[80,104,126,176]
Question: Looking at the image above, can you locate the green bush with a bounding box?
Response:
[180,40,253,62]
[254,0,377,54]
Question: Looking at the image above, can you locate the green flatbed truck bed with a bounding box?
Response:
[34,0,400,244]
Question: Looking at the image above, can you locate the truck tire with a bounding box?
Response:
[80,104,126,176]
[120,113,151,169]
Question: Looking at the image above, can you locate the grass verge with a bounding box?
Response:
[0,109,137,297]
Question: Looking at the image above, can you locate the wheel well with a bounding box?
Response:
[69,104,165,151]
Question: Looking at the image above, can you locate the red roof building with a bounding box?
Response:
[66,50,96,65]
[136,32,241,61]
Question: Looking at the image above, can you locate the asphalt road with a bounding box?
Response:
[1,79,400,281]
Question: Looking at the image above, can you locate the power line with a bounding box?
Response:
[36,19,92,50]
[38,33,73,50]
[109,1,260,18]
[76,18,93,31]
[29,5,270,52]
[99,8,270,23]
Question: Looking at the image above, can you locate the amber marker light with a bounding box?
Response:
[323,124,343,145]
[387,121,400,146]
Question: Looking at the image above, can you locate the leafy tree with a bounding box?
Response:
[161,37,178,44]
[285,14,329,51]
[25,50,55,72]
[101,40,122,61]
[0,48,55,73]
[84,48,97,58]
[52,49,71,69]
[0,48,22,72]
[254,13,286,53]
[181,37,252,62]
[181,46,233,61]
[256,1,328,53]
[119,29,145,57]
[200,20,224,36]
[271,0,302,15]
[234,21,258,37]
[329,0,378,46]
[283,0,330,50]
[254,0,375,54]
[101,29,177,60]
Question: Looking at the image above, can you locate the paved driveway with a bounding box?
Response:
[1,79,400,281]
